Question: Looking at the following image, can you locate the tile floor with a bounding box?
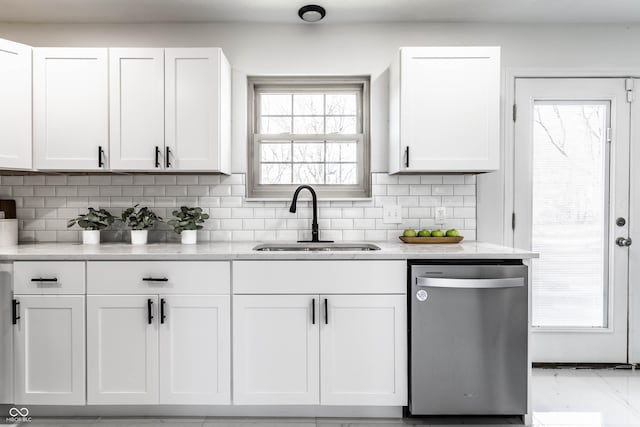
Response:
[10,368,640,427]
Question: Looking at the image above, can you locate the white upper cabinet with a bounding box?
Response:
[109,48,165,171]
[33,48,109,171]
[165,48,231,173]
[389,46,500,173]
[0,38,32,170]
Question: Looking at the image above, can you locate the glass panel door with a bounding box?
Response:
[514,78,630,363]
[531,102,610,328]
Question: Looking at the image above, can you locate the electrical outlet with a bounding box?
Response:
[383,204,402,224]
[435,206,446,223]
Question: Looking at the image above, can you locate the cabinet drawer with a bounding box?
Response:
[14,261,85,294]
[87,261,230,294]
[233,260,406,294]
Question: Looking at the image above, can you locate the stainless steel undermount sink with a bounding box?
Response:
[253,242,381,252]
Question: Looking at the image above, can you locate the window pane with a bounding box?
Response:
[293,94,324,115]
[326,93,357,116]
[293,143,324,162]
[293,116,324,134]
[326,163,357,185]
[261,94,291,115]
[326,143,357,162]
[531,103,608,328]
[261,117,291,134]
[326,116,357,134]
[293,164,324,184]
[261,163,292,184]
[341,163,357,184]
[261,143,292,162]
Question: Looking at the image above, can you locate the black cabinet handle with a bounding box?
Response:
[98,146,105,168]
[324,298,328,324]
[142,277,168,282]
[160,298,166,324]
[165,146,171,168]
[31,277,58,283]
[312,298,316,325]
[405,146,410,168]
[12,299,20,325]
[147,298,154,325]
[155,146,161,168]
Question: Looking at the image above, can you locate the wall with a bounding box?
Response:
[0,173,476,243]
[1,22,639,243]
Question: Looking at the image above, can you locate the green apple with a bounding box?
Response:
[446,229,460,237]
[417,229,431,237]
[431,229,444,237]
[402,229,417,237]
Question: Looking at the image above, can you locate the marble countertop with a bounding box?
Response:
[0,241,538,261]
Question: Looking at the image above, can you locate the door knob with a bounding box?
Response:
[616,237,632,247]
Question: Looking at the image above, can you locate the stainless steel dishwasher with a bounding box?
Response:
[409,260,528,416]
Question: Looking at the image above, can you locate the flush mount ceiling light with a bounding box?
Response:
[298,5,326,22]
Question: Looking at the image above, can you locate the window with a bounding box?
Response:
[247,76,370,199]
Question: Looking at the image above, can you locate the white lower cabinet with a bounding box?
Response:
[320,295,407,405]
[14,295,85,405]
[233,295,319,405]
[87,295,159,405]
[233,293,407,406]
[159,295,230,404]
[87,294,231,405]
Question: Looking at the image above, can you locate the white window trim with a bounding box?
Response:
[247,76,371,199]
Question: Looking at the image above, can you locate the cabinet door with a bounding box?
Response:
[87,295,159,404]
[233,295,319,404]
[159,295,230,404]
[165,48,230,172]
[109,48,165,171]
[397,46,500,172]
[0,38,32,170]
[14,295,85,405]
[33,48,108,170]
[320,294,407,406]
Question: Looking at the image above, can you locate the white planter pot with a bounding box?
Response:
[130,230,148,245]
[181,230,197,245]
[0,219,18,246]
[82,230,100,245]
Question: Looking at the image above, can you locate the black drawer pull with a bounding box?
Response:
[155,146,161,168]
[405,146,410,168]
[160,298,167,324]
[165,146,172,168]
[12,299,20,325]
[312,298,316,325]
[147,298,154,325]
[31,277,58,282]
[142,277,168,282]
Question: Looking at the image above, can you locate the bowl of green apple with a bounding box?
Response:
[399,228,463,244]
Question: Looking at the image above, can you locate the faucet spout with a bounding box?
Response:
[289,185,332,243]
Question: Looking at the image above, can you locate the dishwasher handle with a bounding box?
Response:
[416,276,524,289]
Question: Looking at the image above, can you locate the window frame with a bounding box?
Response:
[247,76,371,199]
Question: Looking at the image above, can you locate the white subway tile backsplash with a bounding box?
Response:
[1,172,475,242]
[67,176,90,185]
[3,176,23,185]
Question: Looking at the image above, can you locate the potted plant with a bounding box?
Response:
[67,208,115,244]
[167,206,210,244]
[120,204,162,245]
